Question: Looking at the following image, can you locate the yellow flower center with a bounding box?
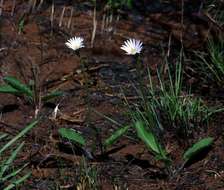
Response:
[130,48,136,54]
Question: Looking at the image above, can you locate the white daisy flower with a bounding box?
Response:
[65,37,84,51]
[121,38,143,55]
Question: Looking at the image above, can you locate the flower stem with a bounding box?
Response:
[134,55,149,113]
[79,57,91,128]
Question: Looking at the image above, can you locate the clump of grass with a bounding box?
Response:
[76,158,100,190]
[120,53,218,173]
[194,38,224,87]
[149,61,213,136]
[127,54,219,139]
[0,120,38,190]
[203,0,224,26]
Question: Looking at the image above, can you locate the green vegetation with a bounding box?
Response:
[135,121,170,164]
[59,128,86,147]
[107,0,133,9]
[0,76,63,106]
[76,158,99,190]
[127,54,223,139]
[0,120,38,190]
[0,0,223,188]
[195,38,224,86]
[183,137,213,163]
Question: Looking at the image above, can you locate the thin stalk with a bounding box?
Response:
[80,57,91,128]
[50,0,54,35]
[59,6,66,27]
[91,1,97,47]
[134,55,150,116]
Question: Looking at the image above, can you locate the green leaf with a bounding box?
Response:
[183,137,213,162]
[41,91,63,102]
[3,76,33,98]
[135,120,161,155]
[0,85,21,95]
[58,128,86,146]
[0,120,38,155]
[104,125,130,148]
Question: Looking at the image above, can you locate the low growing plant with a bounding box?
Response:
[133,119,213,175]
[134,121,170,164]
[0,76,63,116]
[58,123,130,158]
[58,115,214,177]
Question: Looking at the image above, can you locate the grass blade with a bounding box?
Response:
[103,125,130,148]
[0,133,8,141]
[0,142,24,178]
[0,120,38,155]
[1,164,28,182]
[41,91,63,102]
[93,109,122,127]
[3,172,31,190]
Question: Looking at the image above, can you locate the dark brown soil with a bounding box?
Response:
[0,1,224,190]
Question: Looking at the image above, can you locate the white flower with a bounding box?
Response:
[121,38,143,55]
[65,37,84,51]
